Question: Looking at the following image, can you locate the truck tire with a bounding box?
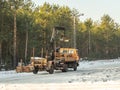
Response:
[62,64,68,72]
[33,67,38,74]
[73,63,77,71]
[49,65,54,74]
[33,69,38,74]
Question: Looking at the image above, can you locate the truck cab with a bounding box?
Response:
[53,48,80,72]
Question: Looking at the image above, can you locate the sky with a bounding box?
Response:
[31,0,120,23]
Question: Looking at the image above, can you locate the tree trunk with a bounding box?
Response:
[25,24,28,64]
[0,42,2,64]
[13,12,17,68]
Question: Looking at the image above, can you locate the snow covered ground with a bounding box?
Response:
[0,59,120,90]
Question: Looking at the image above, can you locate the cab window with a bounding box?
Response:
[60,50,68,54]
[69,50,74,54]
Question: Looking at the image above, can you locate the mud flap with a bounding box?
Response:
[49,65,54,74]
[62,64,68,72]
[73,62,77,71]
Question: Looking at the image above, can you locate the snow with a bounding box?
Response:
[0,59,120,90]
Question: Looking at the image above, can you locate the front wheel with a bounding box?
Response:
[33,69,38,74]
[33,67,38,74]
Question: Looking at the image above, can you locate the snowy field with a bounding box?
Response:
[0,59,120,90]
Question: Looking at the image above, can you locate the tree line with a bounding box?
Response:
[0,0,120,69]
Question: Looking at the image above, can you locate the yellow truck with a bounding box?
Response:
[30,57,54,74]
[31,26,80,74]
[52,48,79,72]
[31,48,79,74]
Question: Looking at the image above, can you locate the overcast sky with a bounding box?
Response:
[32,0,120,23]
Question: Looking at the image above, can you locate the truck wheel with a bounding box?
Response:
[62,64,68,72]
[73,63,77,71]
[33,67,38,74]
[49,65,54,74]
[33,69,38,74]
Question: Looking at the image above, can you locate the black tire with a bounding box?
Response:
[33,67,38,74]
[62,64,68,72]
[49,65,54,74]
[33,69,38,74]
[73,63,77,71]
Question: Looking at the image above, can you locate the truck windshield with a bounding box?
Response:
[60,50,68,54]
[60,49,74,54]
[69,50,74,54]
